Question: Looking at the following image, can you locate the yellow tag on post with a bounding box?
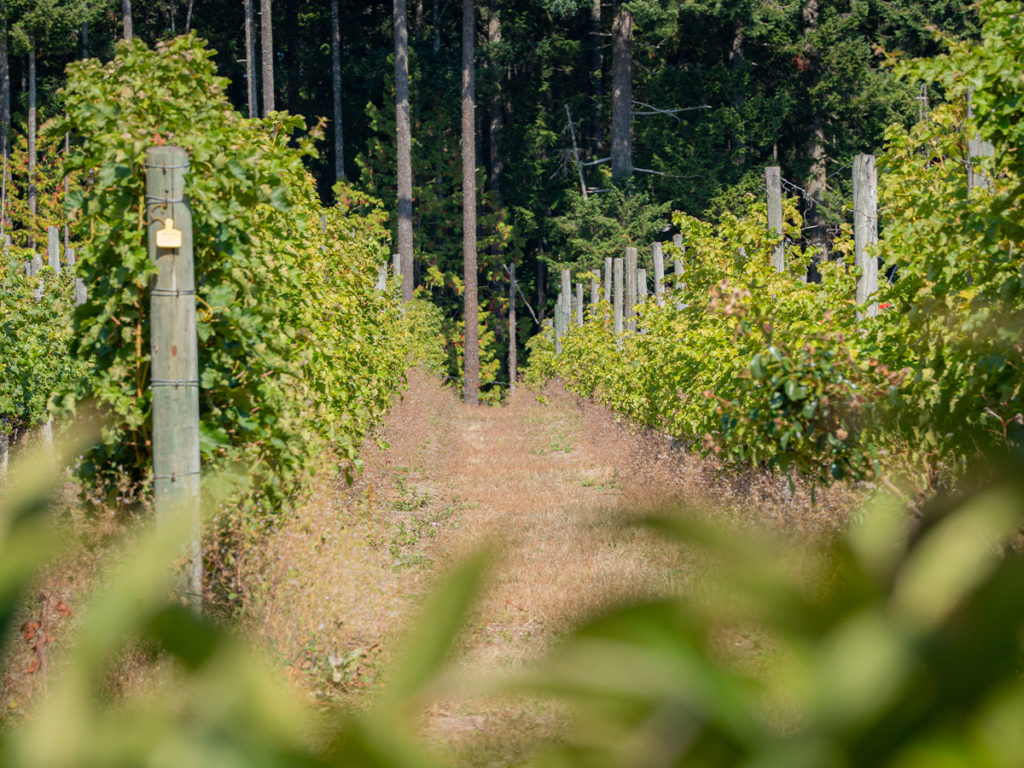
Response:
[156,218,183,249]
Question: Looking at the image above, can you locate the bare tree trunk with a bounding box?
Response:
[802,0,828,263]
[487,0,502,204]
[122,0,133,40]
[415,0,424,41]
[589,0,602,155]
[260,0,275,115]
[728,19,746,165]
[462,0,479,405]
[244,0,257,118]
[81,20,89,57]
[610,4,632,180]
[433,0,441,53]
[331,0,344,183]
[185,0,194,32]
[27,48,36,248]
[169,0,176,34]
[0,17,8,157]
[395,0,414,301]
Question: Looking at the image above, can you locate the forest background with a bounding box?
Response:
[2,0,979,391]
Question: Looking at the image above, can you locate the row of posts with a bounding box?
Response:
[18,225,88,306]
[1,225,91,478]
[553,155,882,353]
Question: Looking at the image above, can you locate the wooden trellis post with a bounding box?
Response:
[613,256,623,345]
[508,263,517,392]
[765,166,785,272]
[624,246,637,332]
[603,256,612,303]
[47,226,60,275]
[637,268,647,303]
[853,153,878,317]
[554,299,563,355]
[652,242,664,304]
[575,282,583,326]
[147,145,201,611]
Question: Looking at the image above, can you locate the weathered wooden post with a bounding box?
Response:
[624,246,637,332]
[637,268,647,303]
[967,90,995,194]
[66,248,87,306]
[508,263,517,392]
[376,265,388,291]
[590,270,600,307]
[765,166,785,272]
[603,256,612,303]
[392,252,401,280]
[613,256,623,346]
[673,233,685,310]
[652,242,664,304]
[147,145,201,611]
[47,226,61,275]
[554,298,563,355]
[575,282,583,326]
[853,153,878,317]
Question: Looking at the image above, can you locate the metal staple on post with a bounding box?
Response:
[146,145,202,612]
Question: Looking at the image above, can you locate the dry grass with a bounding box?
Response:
[1,368,863,763]
[235,370,863,763]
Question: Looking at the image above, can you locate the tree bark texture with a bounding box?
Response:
[589,0,602,155]
[0,22,8,156]
[27,48,36,248]
[487,0,502,205]
[122,0,133,40]
[395,0,414,301]
[802,0,828,261]
[260,0,275,115]
[331,0,344,182]
[461,0,479,404]
[610,5,632,179]
[244,0,258,118]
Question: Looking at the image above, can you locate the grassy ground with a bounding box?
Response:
[235,369,860,764]
[0,369,860,763]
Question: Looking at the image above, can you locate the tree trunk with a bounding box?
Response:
[81,20,89,57]
[461,0,479,405]
[395,0,414,301]
[589,0,602,155]
[27,48,36,248]
[122,0,133,40]
[487,0,502,204]
[244,0,257,118]
[728,19,746,165]
[433,0,441,53]
[610,4,632,180]
[802,0,828,263]
[331,0,344,183]
[169,0,176,34]
[260,0,275,115]
[0,19,8,157]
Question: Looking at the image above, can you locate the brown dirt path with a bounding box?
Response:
[239,368,856,759]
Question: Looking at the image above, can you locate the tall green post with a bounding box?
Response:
[146,145,201,611]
